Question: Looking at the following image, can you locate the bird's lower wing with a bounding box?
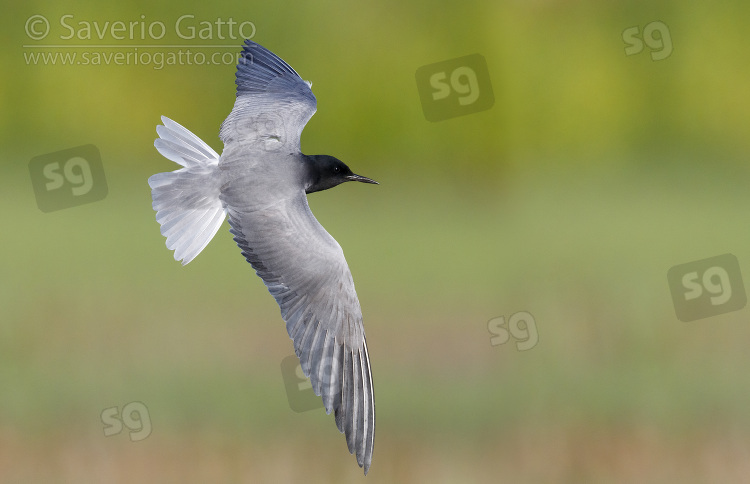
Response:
[223,193,375,474]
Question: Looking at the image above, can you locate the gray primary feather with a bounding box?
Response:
[220,40,317,155]
[223,196,375,472]
[149,40,375,474]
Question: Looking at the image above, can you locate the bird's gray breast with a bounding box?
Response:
[218,150,306,211]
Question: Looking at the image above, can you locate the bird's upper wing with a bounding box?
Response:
[220,40,317,154]
[223,192,375,474]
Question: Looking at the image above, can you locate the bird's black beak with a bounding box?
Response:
[345,174,379,185]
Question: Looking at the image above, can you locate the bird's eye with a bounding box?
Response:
[333,166,340,173]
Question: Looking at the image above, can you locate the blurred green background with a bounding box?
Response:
[3,1,750,482]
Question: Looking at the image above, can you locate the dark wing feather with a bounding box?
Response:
[220,40,317,154]
[224,193,375,474]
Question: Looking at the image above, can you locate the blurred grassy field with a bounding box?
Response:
[5,163,750,482]
[3,1,750,483]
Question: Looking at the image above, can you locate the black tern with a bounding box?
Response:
[148,40,377,474]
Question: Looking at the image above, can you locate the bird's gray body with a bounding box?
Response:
[148,40,375,474]
[220,151,305,207]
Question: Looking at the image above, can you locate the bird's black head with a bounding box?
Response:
[304,155,378,194]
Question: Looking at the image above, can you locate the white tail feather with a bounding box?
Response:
[148,116,226,265]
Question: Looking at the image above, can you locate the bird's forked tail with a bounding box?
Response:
[148,116,226,265]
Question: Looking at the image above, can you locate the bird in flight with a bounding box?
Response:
[148,39,377,474]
